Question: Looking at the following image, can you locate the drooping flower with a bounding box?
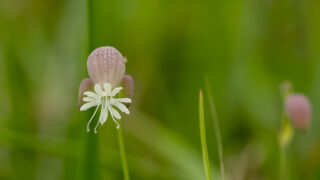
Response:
[285,93,311,132]
[78,46,133,133]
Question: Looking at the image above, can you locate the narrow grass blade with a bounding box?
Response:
[205,77,225,180]
[199,90,213,180]
[81,1,101,180]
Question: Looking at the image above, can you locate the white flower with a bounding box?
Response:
[80,83,131,133]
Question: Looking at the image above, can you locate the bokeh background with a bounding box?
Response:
[0,0,320,179]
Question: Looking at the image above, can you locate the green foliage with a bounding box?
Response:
[0,0,320,179]
[199,90,213,180]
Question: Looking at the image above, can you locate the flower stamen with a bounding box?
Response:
[87,105,100,132]
[109,106,120,129]
[80,83,131,133]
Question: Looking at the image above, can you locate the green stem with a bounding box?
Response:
[280,145,286,180]
[205,78,225,180]
[118,121,130,180]
[278,82,294,180]
[199,90,212,180]
[279,113,293,180]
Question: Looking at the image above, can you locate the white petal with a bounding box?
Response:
[101,110,109,125]
[83,97,96,102]
[109,106,121,119]
[99,106,109,125]
[117,98,132,103]
[104,83,111,95]
[84,91,98,98]
[99,99,106,124]
[80,102,98,111]
[94,84,103,95]
[113,102,130,114]
[111,87,123,96]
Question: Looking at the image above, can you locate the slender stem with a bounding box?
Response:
[118,121,130,180]
[280,145,286,180]
[199,90,213,180]
[278,82,294,180]
[205,77,225,180]
[279,113,293,180]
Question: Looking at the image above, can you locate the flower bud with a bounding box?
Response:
[285,94,312,132]
[87,46,126,88]
[78,78,94,108]
[120,75,134,107]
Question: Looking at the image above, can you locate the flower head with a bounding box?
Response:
[285,93,312,132]
[78,46,133,133]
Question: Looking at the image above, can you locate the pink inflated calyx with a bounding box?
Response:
[285,94,312,132]
[87,46,126,88]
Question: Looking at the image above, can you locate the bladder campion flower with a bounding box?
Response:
[285,93,311,132]
[78,46,133,133]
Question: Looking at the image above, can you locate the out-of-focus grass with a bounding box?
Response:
[205,78,225,180]
[0,0,320,179]
[199,90,212,180]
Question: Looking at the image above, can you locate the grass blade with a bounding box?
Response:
[199,90,212,180]
[81,1,101,180]
[205,77,225,180]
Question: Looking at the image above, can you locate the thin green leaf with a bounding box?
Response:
[205,77,225,180]
[199,90,212,180]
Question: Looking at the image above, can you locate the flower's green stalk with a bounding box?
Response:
[118,120,130,180]
[279,112,291,180]
[199,90,213,180]
[205,77,225,180]
[280,131,288,180]
[278,82,294,180]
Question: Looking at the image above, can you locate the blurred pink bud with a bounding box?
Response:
[121,75,134,107]
[285,94,312,132]
[78,78,94,108]
[87,46,126,88]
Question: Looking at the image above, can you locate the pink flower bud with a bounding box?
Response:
[87,46,126,88]
[121,75,134,107]
[285,94,312,132]
[78,78,94,108]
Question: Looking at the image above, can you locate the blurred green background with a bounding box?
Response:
[0,0,320,179]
